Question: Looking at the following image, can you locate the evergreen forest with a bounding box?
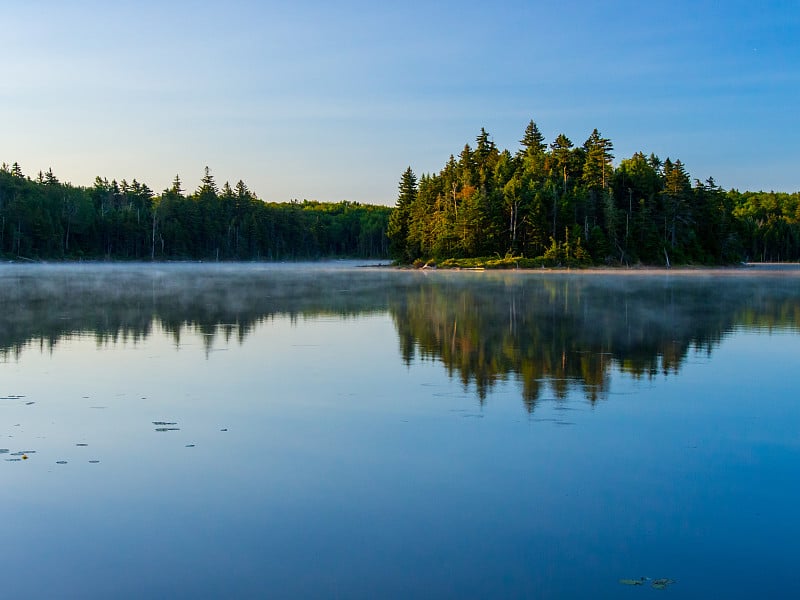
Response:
[388,121,800,266]
[3,120,799,265]
[0,165,390,261]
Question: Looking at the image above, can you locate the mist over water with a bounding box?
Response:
[2,263,798,404]
[2,263,799,598]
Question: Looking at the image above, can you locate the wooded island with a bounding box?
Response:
[388,121,800,266]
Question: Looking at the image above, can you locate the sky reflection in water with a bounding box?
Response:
[1,264,799,599]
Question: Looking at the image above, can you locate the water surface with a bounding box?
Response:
[1,263,799,598]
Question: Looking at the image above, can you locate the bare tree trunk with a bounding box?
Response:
[151,210,157,260]
[552,187,558,240]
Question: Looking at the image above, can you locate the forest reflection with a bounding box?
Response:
[1,265,798,408]
[391,272,800,407]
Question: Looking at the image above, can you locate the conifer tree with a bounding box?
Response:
[387,167,417,261]
[582,129,613,191]
[519,120,546,156]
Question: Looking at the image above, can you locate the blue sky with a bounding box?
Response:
[2,0,798,204]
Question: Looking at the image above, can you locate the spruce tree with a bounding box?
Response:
[387,167,417,262]
[581,128,614,191]
[519,120,546,156]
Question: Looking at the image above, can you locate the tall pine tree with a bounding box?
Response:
[387,167,417,261]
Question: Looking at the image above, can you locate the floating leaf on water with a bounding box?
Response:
[76,443,88,447]
[220,428,228,432]
[619,578,646,586]
[89,460,100,464]
[25,402,35,405]
[56,460,67,464]
[185,444,196,448]
[651,578,675,590]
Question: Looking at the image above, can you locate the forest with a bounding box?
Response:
[0,164,390,261]
[388,121,800,266]
[3,120,799,265]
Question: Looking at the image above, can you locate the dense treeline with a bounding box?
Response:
[731,190,800,262]
[388,121,800,265]
[0,164,390,260]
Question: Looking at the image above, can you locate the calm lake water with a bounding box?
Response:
[1,263,799,599]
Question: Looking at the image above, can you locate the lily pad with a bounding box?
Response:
[652,578,675,590]
[619,578,645,586]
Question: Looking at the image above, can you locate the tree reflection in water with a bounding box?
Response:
[1,265,798,409]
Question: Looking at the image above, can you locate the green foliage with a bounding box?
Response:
[0,166,390,261]
[519,120,546,156]
[390,119,798,265]
[387,167,417,261]
[730,190,800,261]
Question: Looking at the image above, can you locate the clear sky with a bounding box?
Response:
[2,0,798,204]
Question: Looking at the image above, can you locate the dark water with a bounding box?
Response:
[1,263,799,598]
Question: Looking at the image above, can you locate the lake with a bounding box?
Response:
[1,263,799,599]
